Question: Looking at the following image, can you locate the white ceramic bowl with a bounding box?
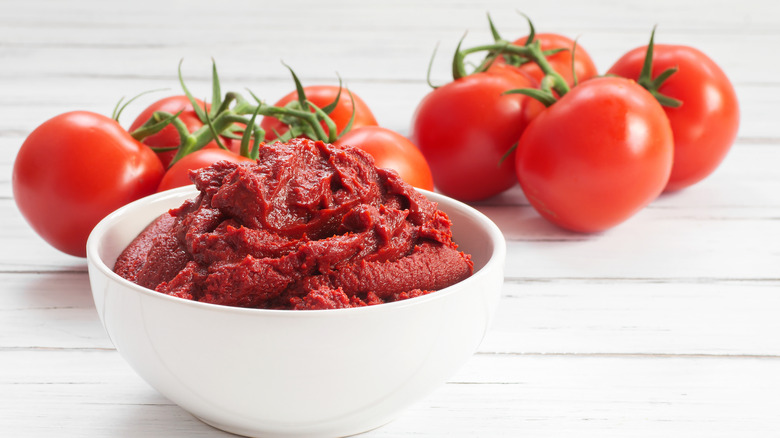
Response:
[86,185,505,438]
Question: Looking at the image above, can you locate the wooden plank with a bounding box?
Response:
[382,354,780,437]
[0,349,225,436]
[0,273,108,350]
[2,0,775,36]
[3,349,779,437]
[482,279,780,356]
[0,30,772,87]
[3,272,779,356]
[0,202,87,272]
[499,216,780,280]
[0,1,772,90]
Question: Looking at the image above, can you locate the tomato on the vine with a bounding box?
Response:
[129,95,241,168]
[261,85,378,141]
[156,148,256,192]
[410,71,543,201]
[515,77,674,232]
[335,126,434,191]
[607,42,739,192]
[490,33,598,87]
[13,111,165,257]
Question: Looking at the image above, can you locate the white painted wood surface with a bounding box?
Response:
[1,0,778,436]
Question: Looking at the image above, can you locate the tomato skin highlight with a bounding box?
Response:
[607,44,739,192]
[129,95,240,168]
[410,72,543,202]
[515,77,674,233]
[260,85,378,141]
[156,148,255,192]
[335,126,434,191]
[13,111,165,257]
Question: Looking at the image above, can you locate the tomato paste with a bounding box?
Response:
[114,139,473,310]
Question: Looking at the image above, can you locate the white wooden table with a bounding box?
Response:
[2,1,778,436]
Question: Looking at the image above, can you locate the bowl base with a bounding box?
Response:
[194,414,395,438]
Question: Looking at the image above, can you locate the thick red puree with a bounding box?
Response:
[114,138,473,310]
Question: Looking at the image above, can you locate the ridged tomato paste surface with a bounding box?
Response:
[114,139,473,310]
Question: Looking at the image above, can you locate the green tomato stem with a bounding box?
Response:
[636,26,683,108]
[129,110,186,141]
[240,104,263,159]
[209,59,223,118]
[457,40,571,98]
[164,61,346,167]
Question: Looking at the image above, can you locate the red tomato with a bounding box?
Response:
[156,148,255,192]
[260,86,378,141]
[335,126,434,191]
[515,77,673,232]
[491,33,598,86]
[129,95,240,168]
[607,44,740,192]
[410,71,543,201]
[13,111,165,257]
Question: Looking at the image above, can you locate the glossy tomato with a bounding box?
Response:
[260,85,378,141]
[515,77,673,232]
[129,95,240,168]
[607,44,739,192]
[410,71,543,201]
[491,33,598,86]
[156,148,255,192]
[335,126,434,191]
[13,111,164,257]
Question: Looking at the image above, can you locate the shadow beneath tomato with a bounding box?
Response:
[467,184,528,208]
[462,186,593,242]
[475,204,593,242]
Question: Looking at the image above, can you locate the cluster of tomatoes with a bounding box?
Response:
[12,64,432,257]
[410,18,739,233]
[12,17,739,258]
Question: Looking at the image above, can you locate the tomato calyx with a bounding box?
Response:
[634,27,683,108]
[484,12,534,68]
[449,14,568,82]
[424,14,569,88]
[450,23,571,103]
[472,40,571,106]
[482,13,567,72]
[264,63,360,142]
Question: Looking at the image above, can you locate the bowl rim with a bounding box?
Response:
[86,185,506,317]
